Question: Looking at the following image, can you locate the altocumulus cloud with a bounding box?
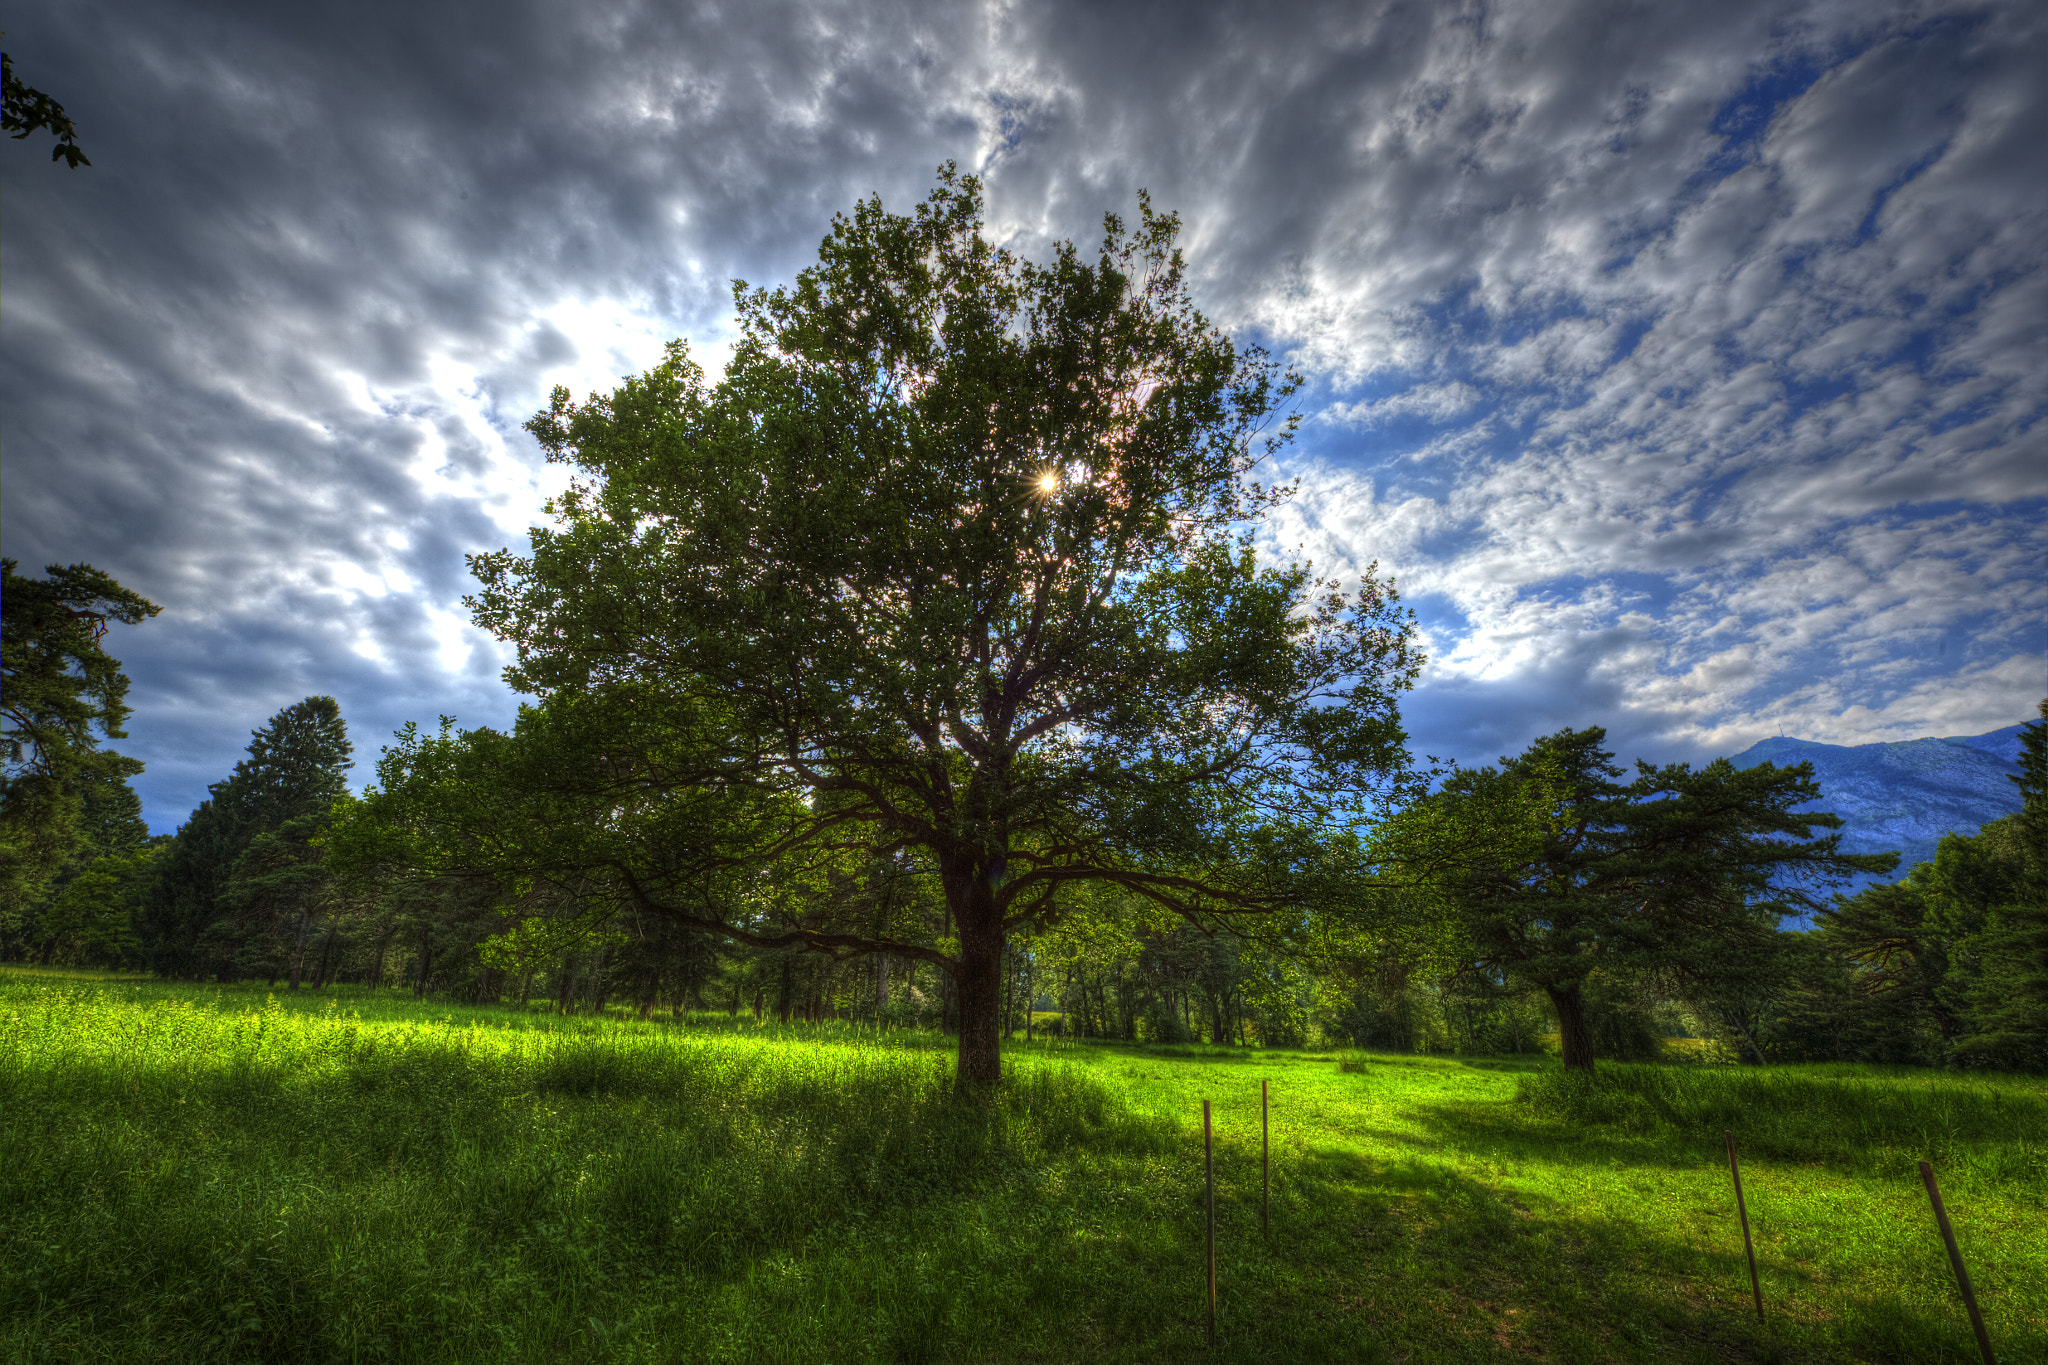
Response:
[0,0,2040,829]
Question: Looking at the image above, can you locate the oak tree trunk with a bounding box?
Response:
[934,848,1010,1087]
[954,919,1003,1087]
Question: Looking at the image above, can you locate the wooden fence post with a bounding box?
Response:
[1724,1131,1763,1323]
[1919,1160,1996,1364]
[1204,1099,1216,1347]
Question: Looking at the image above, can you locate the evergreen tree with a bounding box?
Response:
[1,560,158,919]
[209,814,335,986]
[1386,727,1893,1070]
[1798,705,2045,1069]
[141,696,351,978]
[5,763,156,961]
[32,840,162,967]
[1952,705,2046,1069]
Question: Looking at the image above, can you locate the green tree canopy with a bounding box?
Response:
[143,695,353,978]
[1958,707,2048,1068]
[445,167,1419,1084]
[1816,705,2048,1069]
[1,560,158,912]
[34,842,160,967]
[1385,726,1895,1070]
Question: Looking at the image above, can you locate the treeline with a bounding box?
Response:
[1011,708,2046,1074]
[0,674,1302,1041]
[1341,717,2048,1072]
[11,684,2042,1076]
[4,578,2042,1073]
[2,696,1308,1045]
[1762,754,2047,1071]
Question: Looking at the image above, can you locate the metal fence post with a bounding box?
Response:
[1724,1131,1763,1323]
[1261,1079,1270,1237]
[1204,1099,1216,1347]
[1919,1160,1996,1364]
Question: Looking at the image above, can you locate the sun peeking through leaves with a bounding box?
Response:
[422,164,1425,1088]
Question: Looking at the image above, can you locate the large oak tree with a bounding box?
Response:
[462,168,1419,1084]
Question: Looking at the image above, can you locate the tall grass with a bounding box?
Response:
[0,981,1157,1363]
[1520,1062,2048,1186]
[9,977,2044,1363]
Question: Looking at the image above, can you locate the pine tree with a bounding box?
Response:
[1,560,158,920]
[1389,727,1893,1070]
[141,696,351,978]
[1953,705,2047,1069]
[9,766,156,963]
[1809,703,2047,1070]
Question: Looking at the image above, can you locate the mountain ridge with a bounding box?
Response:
[1730,722,2027,900]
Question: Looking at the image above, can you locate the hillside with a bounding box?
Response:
[1731,722,2027,895]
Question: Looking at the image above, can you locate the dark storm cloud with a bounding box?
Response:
[2,0,2040,829]
[3,0,986,827]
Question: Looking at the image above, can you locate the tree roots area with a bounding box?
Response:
[3,972,2042,1364]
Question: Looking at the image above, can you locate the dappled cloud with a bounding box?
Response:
[0,0,2037,825]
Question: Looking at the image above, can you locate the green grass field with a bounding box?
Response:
[2,969,2042,1363]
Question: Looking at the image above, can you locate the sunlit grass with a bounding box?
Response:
[2,976,2042,1363]
[0,963,151,982]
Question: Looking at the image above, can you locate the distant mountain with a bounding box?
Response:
[1730,723,2027,902]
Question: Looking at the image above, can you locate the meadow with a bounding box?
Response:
[2,969,2042,1364]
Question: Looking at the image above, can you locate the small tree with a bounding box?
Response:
[454,168,1419,1085]
[1388,727,1893,1070]
[35,842,160,967]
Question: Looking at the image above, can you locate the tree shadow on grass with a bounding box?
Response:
[1380,1099,2041,1365]
[1240,1139,2012,1364]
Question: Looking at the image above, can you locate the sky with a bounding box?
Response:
[2,0,2042,834]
